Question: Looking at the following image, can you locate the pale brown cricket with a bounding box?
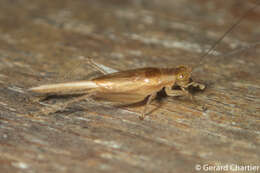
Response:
[29,59,205,119]
[29,2,259,119]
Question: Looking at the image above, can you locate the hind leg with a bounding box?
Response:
[39,92,95,115]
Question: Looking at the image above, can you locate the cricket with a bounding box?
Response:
[29,3,259,120]
[30,60,205,119]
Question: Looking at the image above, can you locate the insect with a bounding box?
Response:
[30,59,205,119]
[29,3,259,120]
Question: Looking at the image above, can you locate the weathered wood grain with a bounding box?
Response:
[0,0,259,172]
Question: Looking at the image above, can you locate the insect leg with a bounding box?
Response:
[38,92,96,115]
[165,86,190,97]
[165,86,206,111]
[139,92,157,120]
[185,82,205,90]
[86,57,109,75]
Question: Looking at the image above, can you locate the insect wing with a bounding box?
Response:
[92,68,164,103]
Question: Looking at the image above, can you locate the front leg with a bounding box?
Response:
[185,82,205,90]
[165,86,206,111]
[165,86,193,100]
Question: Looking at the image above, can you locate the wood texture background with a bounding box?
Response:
[0,0,259,172]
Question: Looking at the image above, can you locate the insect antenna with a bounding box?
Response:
[193,1,260,69]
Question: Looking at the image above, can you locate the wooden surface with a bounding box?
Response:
[0,0,260,172]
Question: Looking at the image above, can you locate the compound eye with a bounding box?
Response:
[178,73,184,80]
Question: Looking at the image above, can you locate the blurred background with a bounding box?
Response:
[0,0,259,173]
